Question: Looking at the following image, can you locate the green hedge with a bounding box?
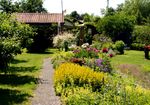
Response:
[132,25,150,45]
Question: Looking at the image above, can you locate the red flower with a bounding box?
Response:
[109,54,113,57]
[102,48,108,53]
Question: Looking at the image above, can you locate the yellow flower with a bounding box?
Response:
[54,63,107,90]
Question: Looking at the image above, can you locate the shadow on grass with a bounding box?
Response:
[0,74,38,86]
[27,48,59,55]
[28,50,55,54]
[9,66,37,73]
[0,88,31,105]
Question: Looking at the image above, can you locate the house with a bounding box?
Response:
[15,13,64,34]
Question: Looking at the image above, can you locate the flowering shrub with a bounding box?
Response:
[86,56,112,73]
[54,63,107,95]
[73,47,99,58]
[53,32,76,50]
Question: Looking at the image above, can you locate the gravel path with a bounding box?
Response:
[31,58,61,105]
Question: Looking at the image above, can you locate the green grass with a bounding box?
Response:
[111,50,150,88]
[0,48,58,105]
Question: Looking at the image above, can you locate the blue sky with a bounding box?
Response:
[43,0,125,16]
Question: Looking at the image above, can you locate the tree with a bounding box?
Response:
[0,13,35,73]
[20,0,47,13]
[97,13,135,45]
[0,0,47,13]
[69,11,82,22]
[0,0,13,13]
[123,0,150,24]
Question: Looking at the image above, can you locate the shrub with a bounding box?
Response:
[0,13,34,73]
[53,32,76,51]
[131,43,145,51]
[85,55,112,73]
[114,41,125,54]
[54,63,107,95]
[97,13,135,45]
[91,41,102,50]
[51,51,74,68]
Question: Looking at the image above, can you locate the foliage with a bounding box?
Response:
[69,11,82,22]
[0,0,14,13]
[20,0,47,13]
[53,32,76,51]
[27,24,57,52]
[73,47,99,58]
[92,34,112,50]
[123,0,150,24]
[0,0,47,13]
[62,84,150,105]
[86,56,112,73]
[101,7,116,16]
[131,43,144,51]
[0,13,34,73]
[97,13,135,45]
[62,87,100,105]
[54,58,150,105]
[91,41,102,50]
[114,41,125,54]
[132,25,150,45]
[54,63,107,95]
[99,74,150,105]
[51,51,74,69]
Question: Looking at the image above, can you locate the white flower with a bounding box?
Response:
[81,43,89,48]
[69,44,77,49]
[53,32,76,48]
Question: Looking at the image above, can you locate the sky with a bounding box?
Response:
[43,0,125,16]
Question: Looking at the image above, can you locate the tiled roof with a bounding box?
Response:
[15,13,64,23]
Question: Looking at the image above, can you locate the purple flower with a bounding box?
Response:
[95,59,103,67]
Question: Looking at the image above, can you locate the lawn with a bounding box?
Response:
[0,49,58,105]
[111,50,150,88]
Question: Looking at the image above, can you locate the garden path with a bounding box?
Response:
[31,58,61,105]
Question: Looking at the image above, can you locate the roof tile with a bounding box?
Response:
[15,13,64,23]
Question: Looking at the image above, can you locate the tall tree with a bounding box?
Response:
[0,0,47,13]
[20,0,47,13]
[0,0,13,13]
[123,0,150,24]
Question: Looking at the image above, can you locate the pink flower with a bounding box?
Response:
[86,47,91,51]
